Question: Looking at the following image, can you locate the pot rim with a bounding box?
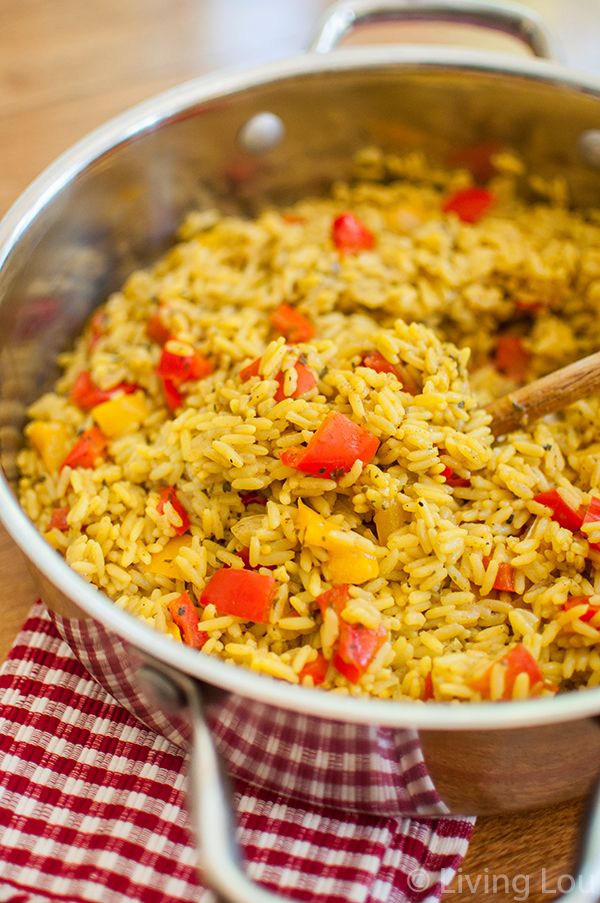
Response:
[2,44,600,731]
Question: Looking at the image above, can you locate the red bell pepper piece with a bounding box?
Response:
[274,362,317,402]
[482,556,515,592]
[280,411,379,479]
[533,489,584,532]
[70,371,139,411]
[360,350,419,395]
[239,492,267,507]
[582,497,600,552]
[332,213,375,253]
[270,304,315,343]
[494,335,530,382]
[563,596,600,623]
[240,357,261,382]
[157,346,213,383]
[49,506,69,531]
[423,672,434,701]
[442,187,494,224]
[440,465,471,488]
[168,592,208,650]
[162,377,183,412]
[315,584,350,618]
[298,652,329,686]
[201,568,276,623]
[157,487,190,535]
[237,548,276,571]
[333,622,387,684]
[147,312,172,345]
[471,644,542,699]
[61,426,107,470]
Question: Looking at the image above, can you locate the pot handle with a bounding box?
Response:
[140,662,600,903]
[310,0,560,61]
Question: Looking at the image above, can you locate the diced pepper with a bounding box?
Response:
[240,357,261,382]
[280,411,379,479]
[442,187,495,224]
[157,487,190,535]
[328,549,379,585]
[162,377,183,412]
[360,350,418,395]
[149,535,192,577]
[563,596,600,623]
[482,556,515,592]
[49,506,69,532]
[297,500,339,549]
[582,497,600,552]
[315,584,349,619]
[514,299,546,314]
[237,547,276,571]
[374,502,406,544]
[157,341,213,384]
[240,492,267,507]
[27,422,72,472]
[332,213,375,253]
[471,644,542,700]
[440,465,471,488]
[91,390,148,438]
[88,309,107,349]
[70,371,139,411]
[448,143,499,181]
[274,362,317,402]
[533,489,584,533]
[168,591,208,650]
[61,426,107,471]
[494,335,530,382]
[423,672,435,701]
[333,622,387,684]
[201,568,276,623]
[270,304,315,344]
[147,312,172,345]
[282,212,306,225]
[298,652,329,686]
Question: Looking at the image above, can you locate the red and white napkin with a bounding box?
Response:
[0,602,474,903]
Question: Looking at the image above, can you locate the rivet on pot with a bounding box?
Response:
[238,112,285,154]
[578,130,600,167]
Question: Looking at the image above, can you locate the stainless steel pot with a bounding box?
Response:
[1,2,600,900]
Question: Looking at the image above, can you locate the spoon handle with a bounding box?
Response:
[485,350,600,437]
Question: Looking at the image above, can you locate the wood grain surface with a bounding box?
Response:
[0,2,589,900]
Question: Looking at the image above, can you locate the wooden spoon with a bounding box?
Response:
[485,350,600,437]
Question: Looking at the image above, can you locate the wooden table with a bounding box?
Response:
[0,1,590,899]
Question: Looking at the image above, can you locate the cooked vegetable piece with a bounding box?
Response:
[315,584,350,618]
[440,465,471,488]
[147,312,171,345]
[494,335,530,382]
[270,304,315,343]
[374,502,406,544]
[240,357,261,382]
[162,377,183,412]
[482,556,515,592]
[91,391,148,437]
[471,644,542,699]
[274,362,317,402]
[157,342,213,383]
[70,371,139,411]
[168,592,208,650]
[563,596,600,623]
[442,187,494,223]
[328,549,379,585]
[582,497,600,551]
[27,422,72,472]
[298,652,329,686]
[423,672,434,701]
[240,492,267,507]
[533,489,584,532]
[280,411,379,479]
[49,506,69,532]
[149,535,192,577]
[333,623,387,684]
[332,212,375,253]
[201,568,276,623]
[157,487,190,535]
[61,426,107,470]
[237,547,276,571]
[360,350,418,394]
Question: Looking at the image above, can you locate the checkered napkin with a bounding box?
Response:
[0,602,474,903]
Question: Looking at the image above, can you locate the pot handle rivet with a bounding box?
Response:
[578,131,600,169]
[238,112,285,155]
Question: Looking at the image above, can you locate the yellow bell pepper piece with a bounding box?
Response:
[149,536,192,577]
[374,501,406,544]
[91,391,148,438]
[26,422,72,472]
[296,500,338,548]
[327,549,379,585]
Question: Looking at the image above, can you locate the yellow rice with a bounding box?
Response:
[17,147,600,702]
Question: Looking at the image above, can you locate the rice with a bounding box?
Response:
[17,147,600,702]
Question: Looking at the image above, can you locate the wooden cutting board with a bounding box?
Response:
[0,2,584,899]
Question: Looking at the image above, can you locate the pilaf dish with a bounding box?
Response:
[17,148,600,702]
